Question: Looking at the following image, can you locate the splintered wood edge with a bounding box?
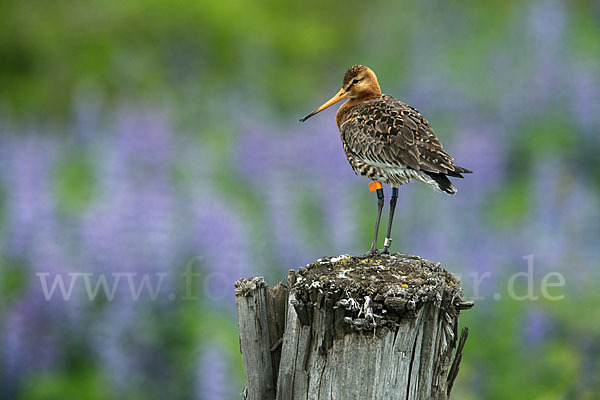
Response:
[234,276,267,296]
[234,267,472,399]
[447,326,469,395]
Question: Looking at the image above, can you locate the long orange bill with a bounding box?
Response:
[300,88,347,122]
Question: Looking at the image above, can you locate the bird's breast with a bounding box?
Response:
[335,96,383,129]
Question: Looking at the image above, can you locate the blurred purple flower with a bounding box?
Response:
[2,135,57,257]
[559,178,600,283]
[452,124,507,196]
[525,160,567,271]
[194,195,256,303]
[262,174,311,267]
[1,2,600,396]
[528,0,566,48]
[318,179,361,255]
[522,308,551,348]
[526,0,569,105]
[115,109,174,168]
[236,117,361,265]
[237,116,350,184]
[568,66,600,139]
[79,110,179,275]
[1,290,63,393]
[196,345,235,400]
[91,300,141,387]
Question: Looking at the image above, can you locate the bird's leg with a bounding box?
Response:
[364,181,384,256]
[381,184,399,254]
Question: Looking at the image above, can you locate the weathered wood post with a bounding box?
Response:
[235,254,473,400]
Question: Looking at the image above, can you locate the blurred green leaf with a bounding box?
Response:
[0,258,30,305]
[486,178,529,229]
[517,118,575,156]
[22,367,111,400]
[53,151,95,213]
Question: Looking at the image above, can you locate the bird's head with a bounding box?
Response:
[300,65,382,122]
[341,65,382,100]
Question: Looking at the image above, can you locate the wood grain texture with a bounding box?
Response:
[234,277,277,400]
[235,254,473,400]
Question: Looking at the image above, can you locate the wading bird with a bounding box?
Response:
[300,65,472,256]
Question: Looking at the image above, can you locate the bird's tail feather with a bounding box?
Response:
[423,172,458,194]
[453,165,473,175]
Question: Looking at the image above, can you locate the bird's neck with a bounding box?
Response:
[336,94,382,129]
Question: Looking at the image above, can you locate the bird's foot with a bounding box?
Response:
[379,238,392,255]
[357,246,379,259]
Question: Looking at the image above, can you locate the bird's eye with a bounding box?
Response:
[352,79,359,84]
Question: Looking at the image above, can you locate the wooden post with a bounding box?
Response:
[234,254,473,400]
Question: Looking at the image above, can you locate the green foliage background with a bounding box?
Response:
[1,0,600,399]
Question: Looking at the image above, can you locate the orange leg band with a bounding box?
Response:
[368,181,383,192]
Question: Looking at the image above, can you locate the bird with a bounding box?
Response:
[300,65,472,256]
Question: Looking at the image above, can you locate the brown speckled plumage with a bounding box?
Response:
[300,64,472,254]
[339,94,471,193]
[333,65,471,194]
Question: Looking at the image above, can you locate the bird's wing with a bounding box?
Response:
[341,95,462,175]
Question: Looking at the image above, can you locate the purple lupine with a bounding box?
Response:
[1,289,64,394]
[79,110,179,276]
[522,308,551,348]
[235,125,275,185]
[568,66,600,139]
[91,299,141,388]
[237,116,349,183]
[528,0,567,51]
[195,345,236,400]
[235,117,361,266]
[193,194,256,304]
[74,111,187,389]
[0,2,600,398]
[2,134,57,257]
[559,177,600,284]
[451,124,507,196]
[526,0,569,106]
[523,159,564,272]
[318,179,362,255]
[286,118,363,255]
[115,108,174,167]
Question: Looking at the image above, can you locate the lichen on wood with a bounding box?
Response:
[235,253,473,400]
[292,253,464,332]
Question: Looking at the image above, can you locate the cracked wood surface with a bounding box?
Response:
[235,254,473,400]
